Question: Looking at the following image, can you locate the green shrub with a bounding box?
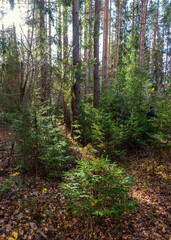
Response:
[9,102,71,177]
[0,172,22,199]
[61,156,135,217]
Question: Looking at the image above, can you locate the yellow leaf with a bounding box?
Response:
[12,232,18,239]
[151,88,155,92]
[8,238,15,240]
[42,188,47,193]
[11,172,20,177]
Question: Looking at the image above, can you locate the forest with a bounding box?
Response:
[0,0,170,239]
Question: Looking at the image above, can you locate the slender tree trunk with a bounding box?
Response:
[63,6,68,74]
[102,0,109,87]
[161,23,165,85]
[108,0,112,86]
[2,24,5,63]
[88,0,93,93]
[48,0,52,99]
[63,6,70,128]
[151,0,159,80]
[132,0,135,37]
[157,27,160,88]
[13,24,19,62]
[79,13,82,62]
[13,24,20,94]
[84,1,88,100]
[71,0,80,135]
[135,0,140,27]
[58,0,62,63]
[165,43,168,83]
[114,0,121,80]
[139,0,148,68]
[170,48,171,82]
[93,0,101,108]
[40,0,47,103]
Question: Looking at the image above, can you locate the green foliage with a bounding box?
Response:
[150,89,171,145]
[79,96,153,155]
[0,173,21,199]
[61,156,135,217]
[79,103,114,148]
[8,101,71,177]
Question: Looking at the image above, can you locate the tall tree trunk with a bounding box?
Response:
[13,24,20,94]
[57,0,62,64]
[40,0,47,103]
[139,0,148,68]
[2,24,5,63]
[13,24,19,62]
[170,47,171,82]
[151,0,159,80]
[48,0,52,99]
[63,6,68,75]
[135,0,140,27]
[164,43,168,83]
[102,0,109,87]
[114,0,121,81]
[79,13,82,62]
[63,6,70,128]
[93,0,101,108]
[88,0,93,93]
[132,0,135,37]
[84,1,88,100]
[160,23,165,85]
[156,27,160,88]
[71,0,80,135]
[108,0,112,86]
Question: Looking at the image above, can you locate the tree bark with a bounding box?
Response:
[151,0,159,80]
[48,0,52,99]
[40,0,47,103]
[132,0,135,37]
[108,0,112,86]
[63,6,70,128]
[102,0,109,87]
[93,0,101,108]
[71,0,80,135]
[57,0,62,64]
[139,0,148,68]
[114,0,121,80]
[84,1,88,100]
[88,0,93,94]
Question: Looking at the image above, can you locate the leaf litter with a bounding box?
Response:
[0,128,170,240]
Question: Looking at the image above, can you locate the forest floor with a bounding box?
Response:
[0,126,170,240]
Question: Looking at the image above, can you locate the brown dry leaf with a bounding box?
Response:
[19,229,24,235]
[30,222,38,231]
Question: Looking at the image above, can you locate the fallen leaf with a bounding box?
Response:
[12,232,18,239]
[30,222,38,231]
